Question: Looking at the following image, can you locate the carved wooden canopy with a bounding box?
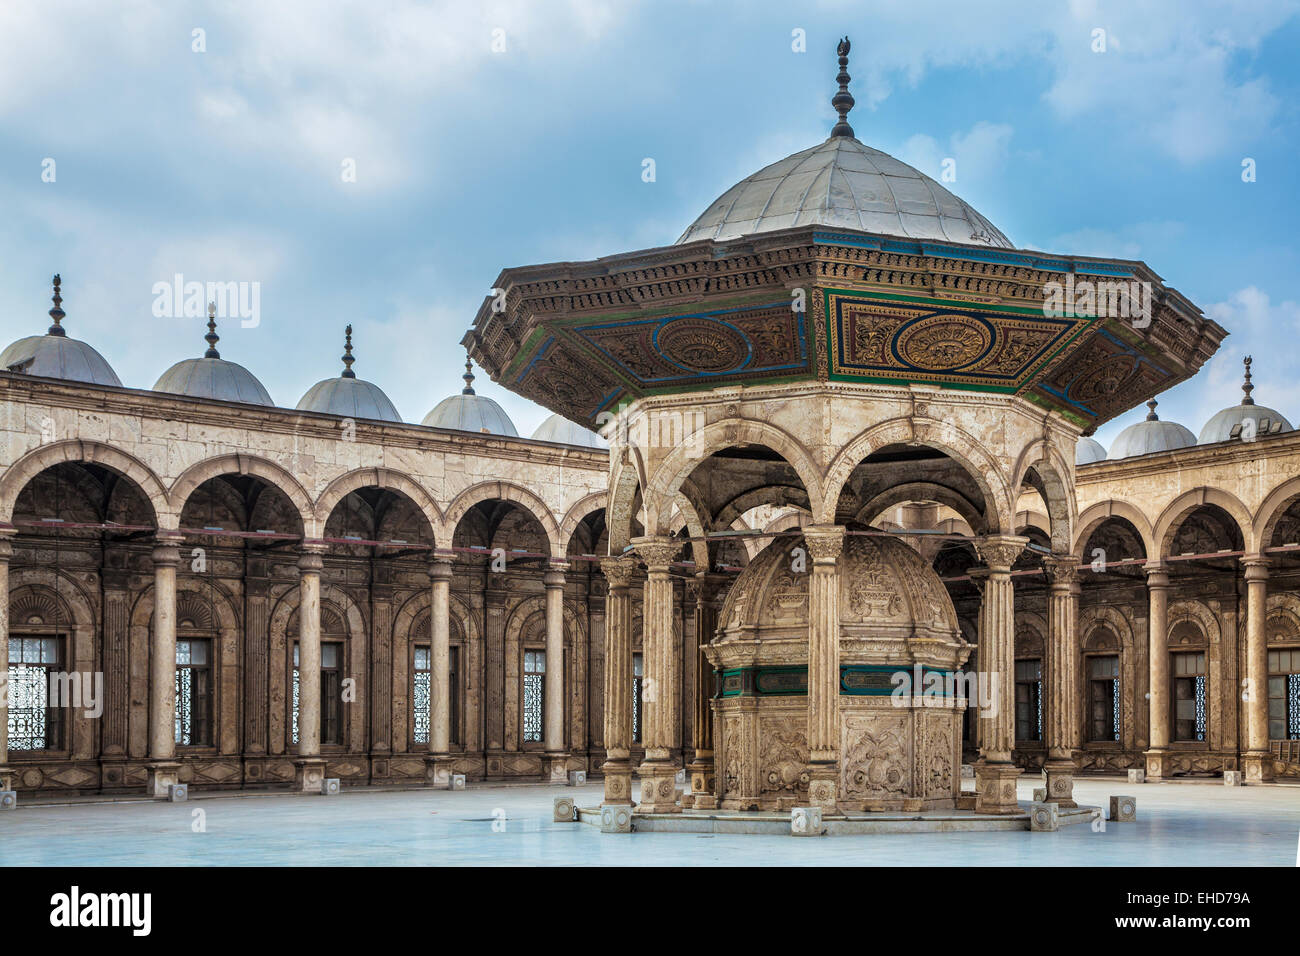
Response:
[463,226,1225,434]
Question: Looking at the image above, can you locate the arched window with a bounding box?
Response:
[1169,620,1208,742]
[1014,625,1044,744]
[175,593,217,748]
[291,606,348,748]
[1267,612,1300,741]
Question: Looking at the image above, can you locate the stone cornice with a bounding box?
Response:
[1076,428,1300,484]
[0,372,609,472]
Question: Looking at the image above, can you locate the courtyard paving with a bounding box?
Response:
[1,776,1296,866]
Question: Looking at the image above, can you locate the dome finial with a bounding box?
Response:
[830,36,855,138]
[1241,355,1254,406]
[462,355,476,395]
[1145,399,1159,421]
[203,301,221,359]
[47,274,67,337]
[341,324,356,378]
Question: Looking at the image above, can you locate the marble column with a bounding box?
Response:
[146,532,183,797]
[0,529,14,793]
[1043,556,1079,807]
[972,534,1027,814]
[1242,555,1272,782]
[804,525,845,812]
[424,554,454,786]
[599,555,637,804]
[1143,562,1171,780]
[686,572,725,809]
[544,561,570,783]
[293,544,327,792]
[632,536,681,812]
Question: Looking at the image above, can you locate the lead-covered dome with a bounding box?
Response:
[1,276,123,387]
[1108,400,1195,459]
[153,308,273,406]
[1198,356,1292,444]
[421,359,518,436]
[678,135,1013,248]
[296,325,401,422]
[531,413,607,448]
[1076,436,1107,465]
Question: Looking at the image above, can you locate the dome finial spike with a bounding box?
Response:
[341,324,356,378]
[1145,399,1159,421]
[462,355,476,395]
[203,301,221,359]
[1241,354,1254,406]
[47,273,67,336]
[830,36,855,138]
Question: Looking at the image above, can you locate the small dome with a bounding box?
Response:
[153,308,273,406]
[296,325,401,422]
[531,413,607,448]
[0,276,123,387]
[1075,436,1107,465]
[1198,356,1293,444]
[421,359,518,436]
[1108,400,1195,459]
[678,136,1013,248]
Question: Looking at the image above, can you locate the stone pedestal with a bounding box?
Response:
[1143,749,1168,781]
[1043,760,1077,809]
[1242,752,1270,784]
[293,757,327,793]
[974,761,1020,815]
[145,761,181,798]
[637,763,681,813]
[687,756,717,809]
[545,753,570,784]
[423,754,454,788]
[808,763,839,813]
[600,758,634,806]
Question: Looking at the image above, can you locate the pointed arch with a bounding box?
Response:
[0,440,169,526]
[314,467,441,544]
[1153,487,1255,557]
[170,453,313,535]
[441,480,561,557]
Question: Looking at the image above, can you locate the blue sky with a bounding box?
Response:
[2,0,1299,449]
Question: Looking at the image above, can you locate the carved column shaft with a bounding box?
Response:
[600,555,636,804]
[1146,564,1171,753]
[149,537,181,763]
[1044,557,1078,758]
[1243,556,1271,780]
[296,546,324,760]
[972,535,1026,815]
[636,539,678,761]
[805,526,845,762]
[429,557,454,756]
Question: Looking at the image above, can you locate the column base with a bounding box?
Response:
[145,761,181,798]
[808,762,839,813]
[601,758,634,805]
[545,753,570,784]
[424,754,454,788]
[1043,759,1077,809]
[1143,749,1168,781]
[292,757,328,793]
[636,761,681,813]
[686,756,716,809]
[974,761,1020,814]
[1242,751,1272,784]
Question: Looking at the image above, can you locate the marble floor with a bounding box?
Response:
[1,776,1297,866]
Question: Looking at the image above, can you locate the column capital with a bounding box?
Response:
[1042,555,1079,587]
[1144,561,1170,587]
[543,563,568,588]
[297,544,326,573]
[689,570,730,607]
[152,532,183,567]
[630,535,678,571]
[600,553,639,589]
[803,524,845,564]
[973,534,1028,572]
[1242,554,1270,579]
[427,552,455,582]
[0,525,14,562]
